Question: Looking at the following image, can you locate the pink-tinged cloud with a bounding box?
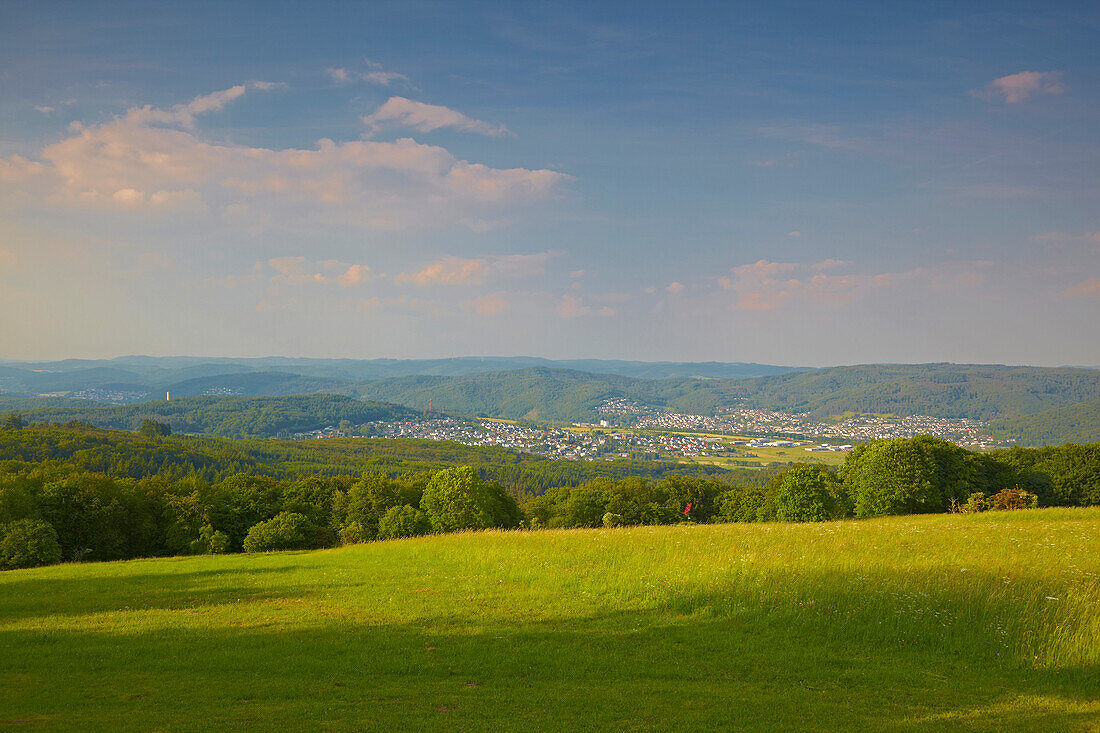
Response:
[337,264,374,287]
[472,293,508,315]
[363,97,511,137]
[1065,278,1100,298]
[972,71,1066,103]
[125,84,257,128]
[730,259,800,280]
[398,257,486,285]
[666,281,684,293]
[721,259,922,311]
[2,86,570,228]
[557,294,615,317]
[1032,231,1100,246]
[397,252,551,286]
[262,257,376,287]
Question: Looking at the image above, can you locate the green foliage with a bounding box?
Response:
[242,512,319,552]
[138,419,172,439]
[774,464,842,522]
[421,467,506,533]
[0,519,62,569]
[12,395,420,439]
[964,492,988,513]
[376,505,430,540]
[189,524,230,555]
[3,412,26,430]
[844,438,959,517]
[990,399,1100,446]
[355,364,1100,426]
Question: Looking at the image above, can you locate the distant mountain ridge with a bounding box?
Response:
[0,356,795,393]
[2,358,1100,444]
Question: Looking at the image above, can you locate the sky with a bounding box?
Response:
[1,0,1098,366]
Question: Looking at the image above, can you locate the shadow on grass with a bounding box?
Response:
[1,593,1097,731]
[0,565,297,621]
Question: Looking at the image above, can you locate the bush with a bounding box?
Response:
[339,521,368,545]
[376,505,431,540]
[242,512,317,552]
[964,492,988,513]
[602,512,623,527]
[1,519,62,569]
[774,464,841,522]
[845,438,953,517]
[189,523,230,554]
[420,467,502,533]
[991,488,1039,511]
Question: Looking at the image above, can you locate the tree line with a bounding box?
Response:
[1,425,1097,570]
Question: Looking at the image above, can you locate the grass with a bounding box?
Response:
[2,509,1099,731]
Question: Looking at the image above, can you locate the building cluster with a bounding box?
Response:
[596,398,646,415]
[361,418,609,460]
[625,402,999,447]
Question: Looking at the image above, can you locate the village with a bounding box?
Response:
[292,396,1005,462]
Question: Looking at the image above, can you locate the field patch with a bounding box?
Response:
[2,509,1099,730]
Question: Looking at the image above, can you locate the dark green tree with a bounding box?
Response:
[774,464,842,522]
[376,504,431,540]
[0,519,62,569]
[242,512,318,552]
[138,419,171,439]
[420,466,500,533]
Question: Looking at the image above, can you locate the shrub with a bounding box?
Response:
[189,523,230,554]
[0,519,62,569]
[376,505,431,540]
[242,512,317,552]
[774,464,841,522]
[845,438,951,517]
[420,467,504,533]
[339,521,368,545]
[991,488,1039,511]
[602,512,623,527]
[964,492,988,513]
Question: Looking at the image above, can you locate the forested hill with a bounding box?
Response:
[990,399,1100,446]
[0,424,734,492]
[733,364,1100,420]
[0,356,793,396]
[355,364,1100,424]
[2,395,419,439]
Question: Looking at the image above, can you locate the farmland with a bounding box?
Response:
[2,508,1098,730]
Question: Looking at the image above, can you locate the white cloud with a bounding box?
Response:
[1,86,569,229]
[125,84,256,128]
[557,294,615,318]
[328,60,409,86]
[363,97,512,137]
[972,71,1066,104]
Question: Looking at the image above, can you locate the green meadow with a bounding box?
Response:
[2,509,1098,731]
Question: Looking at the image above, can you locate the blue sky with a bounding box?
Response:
[1,1,1098,365]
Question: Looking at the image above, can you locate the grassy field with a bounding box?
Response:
[2,510,1099,731]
